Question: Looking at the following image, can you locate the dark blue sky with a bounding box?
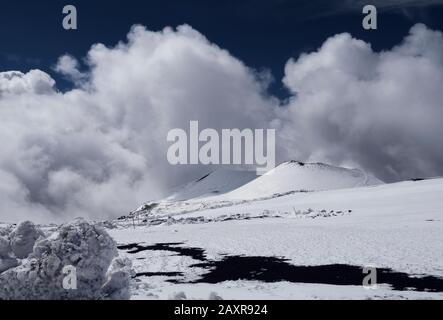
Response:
[1,0,443,98]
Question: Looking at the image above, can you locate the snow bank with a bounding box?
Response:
[0,224,14,237]
[0,236,19,273]
[225,161,384,200]
[9,221,45,258]
[101,257,134,299]
[0,219,132,300]
[166,169,258,201]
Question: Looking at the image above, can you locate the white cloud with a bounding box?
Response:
[54,54,86,84]
[0,24,277,223]
[1,23,443,223]
[0,70,55,96]
[281,23,443,181]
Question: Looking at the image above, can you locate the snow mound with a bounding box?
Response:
[0,219,132,300]
[166,168,257,201]
[9,221,45,258]
[102,257,134,299]
[225,161,384,199]
[0,236,19,273]
[0,224,13,237]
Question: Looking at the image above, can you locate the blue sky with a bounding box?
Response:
[1,0,443,98]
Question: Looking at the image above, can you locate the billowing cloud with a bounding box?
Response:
[280,23,443,181]
[54,54,86,84]
[1,23,443,223]
[0,25,277,223]
[0,70,55,96]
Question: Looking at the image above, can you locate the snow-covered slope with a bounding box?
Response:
[165,168,258,201]
[225,161,383,200]
[111,177,443,300]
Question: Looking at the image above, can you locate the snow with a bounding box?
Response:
[0,224,13,237]
[165,168,257,201]
[101,257,134,299]
[127,162,383,221]
[9,221,45,259]
[0,236,18,273]
[2,163,442,300]
[131,281,440,300]
[223,161,384,200]
[0,219,132,300]
[109,176,443,300]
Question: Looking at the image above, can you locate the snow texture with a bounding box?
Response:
[9,221,45,259]
[110,171,443,300]
[166,169,258,201]
[0,236,19,273]
[0,219,132,300]
[101,257,134,299]
[224,161,383,200]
